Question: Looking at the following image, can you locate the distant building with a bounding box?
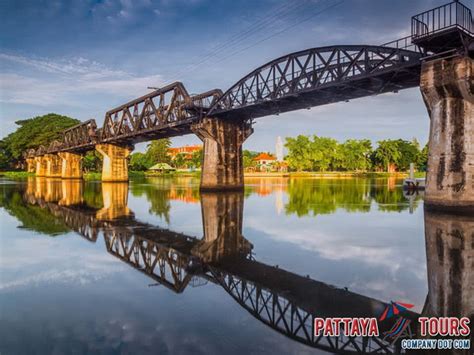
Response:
[167,145,202,159]
[276,136,284,162]
[253,153,277,172]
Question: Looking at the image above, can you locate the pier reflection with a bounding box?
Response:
[423,209,474,347]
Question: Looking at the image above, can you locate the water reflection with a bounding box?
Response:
[1,177,471,354]
[8,177,423,353]
[127,176,423,220]
[423,210,474,324]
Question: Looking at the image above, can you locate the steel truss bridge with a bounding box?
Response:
[24,186,419,354]
[25,0,473,159]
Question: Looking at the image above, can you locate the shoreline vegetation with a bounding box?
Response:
[1,170,426,180]
[2,114,429,179]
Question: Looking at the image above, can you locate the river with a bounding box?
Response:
[0,176,472,354]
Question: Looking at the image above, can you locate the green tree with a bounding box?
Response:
[130,152,152,171]
[83,151,102,172]
[190,150,203,168]
[372,140,402,172]
[173,154,186,169]
[310,136,339,171]
[396,139,420,171]
[1,113,79,167]
[243,150,258,169]
[338,139,373,171]
[417,144,429,171]
[285,135,313,171]
[146,139,171,164]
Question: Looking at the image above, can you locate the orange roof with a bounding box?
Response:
[254,153,276,161]
[167,145,202,155]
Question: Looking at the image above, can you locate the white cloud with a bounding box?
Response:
[0,53,165,107]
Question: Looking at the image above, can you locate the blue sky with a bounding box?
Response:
[0,0,450,152]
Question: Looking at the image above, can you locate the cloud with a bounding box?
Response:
[0,53,165,107]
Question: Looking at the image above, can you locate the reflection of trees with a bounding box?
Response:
[130,176,200,224]
[0,187,70,236]
[370,181,417,212]
[285,178,371,217]
[131,180,171,224]
[285,178,421,217]
[82,182,103,209]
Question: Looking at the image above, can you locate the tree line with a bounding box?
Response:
[0,114,428,173]
[284,135,428,172]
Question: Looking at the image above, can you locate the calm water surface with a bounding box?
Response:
[0,176,472,354]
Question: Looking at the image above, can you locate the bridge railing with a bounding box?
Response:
[411,0,474,39]
[382,36,423,53]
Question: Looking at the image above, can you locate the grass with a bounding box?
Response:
[1,171,35,179]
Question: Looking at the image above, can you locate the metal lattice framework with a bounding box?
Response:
[99,83,221,145]
[61,119,98,152]
[104,230,195,293]
[33,85,221,156]
[209,267,400,354]
[208,45,422,119]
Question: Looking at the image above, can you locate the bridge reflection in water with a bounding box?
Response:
[19,178,474,354]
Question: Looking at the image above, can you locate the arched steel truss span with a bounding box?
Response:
[208,45,423,120]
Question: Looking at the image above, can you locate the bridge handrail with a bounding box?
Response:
[381,36,423,53]
[411,0,474,38]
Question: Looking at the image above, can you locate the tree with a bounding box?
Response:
[146,139,171,164]
[372,140,402,172]
[243,150,258,169]
[285,135,313,171]
[83,151,102,172]
[190,150,203,168]
[396,139,420,171]
[1,113,79,168]
[130,152,152,171]
[339,139,373,171]
[417,144,429,171]
[173,154,186,169]
[310,136,339,171]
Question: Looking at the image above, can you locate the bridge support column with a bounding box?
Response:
[95,144,132,182]
[44,154,62,178]
[35,156,47,177]
[25,158,36,173]
[421,56,474,212]
[192,118,253,191]
[59,152,83,179]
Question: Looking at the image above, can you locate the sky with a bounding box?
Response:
[0,0,450,153]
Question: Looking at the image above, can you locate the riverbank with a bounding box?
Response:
[1,170,427,180]
[244,171,426,178]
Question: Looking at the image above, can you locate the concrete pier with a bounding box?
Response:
[96,144,132,182]
[421,56,474,212]
[25,158,36,173]
[192,118,253,191]
[44,154,62,178]
[34,156,47,177]
[59,152,83,179]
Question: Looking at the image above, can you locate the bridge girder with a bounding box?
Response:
[208,45,422,120]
